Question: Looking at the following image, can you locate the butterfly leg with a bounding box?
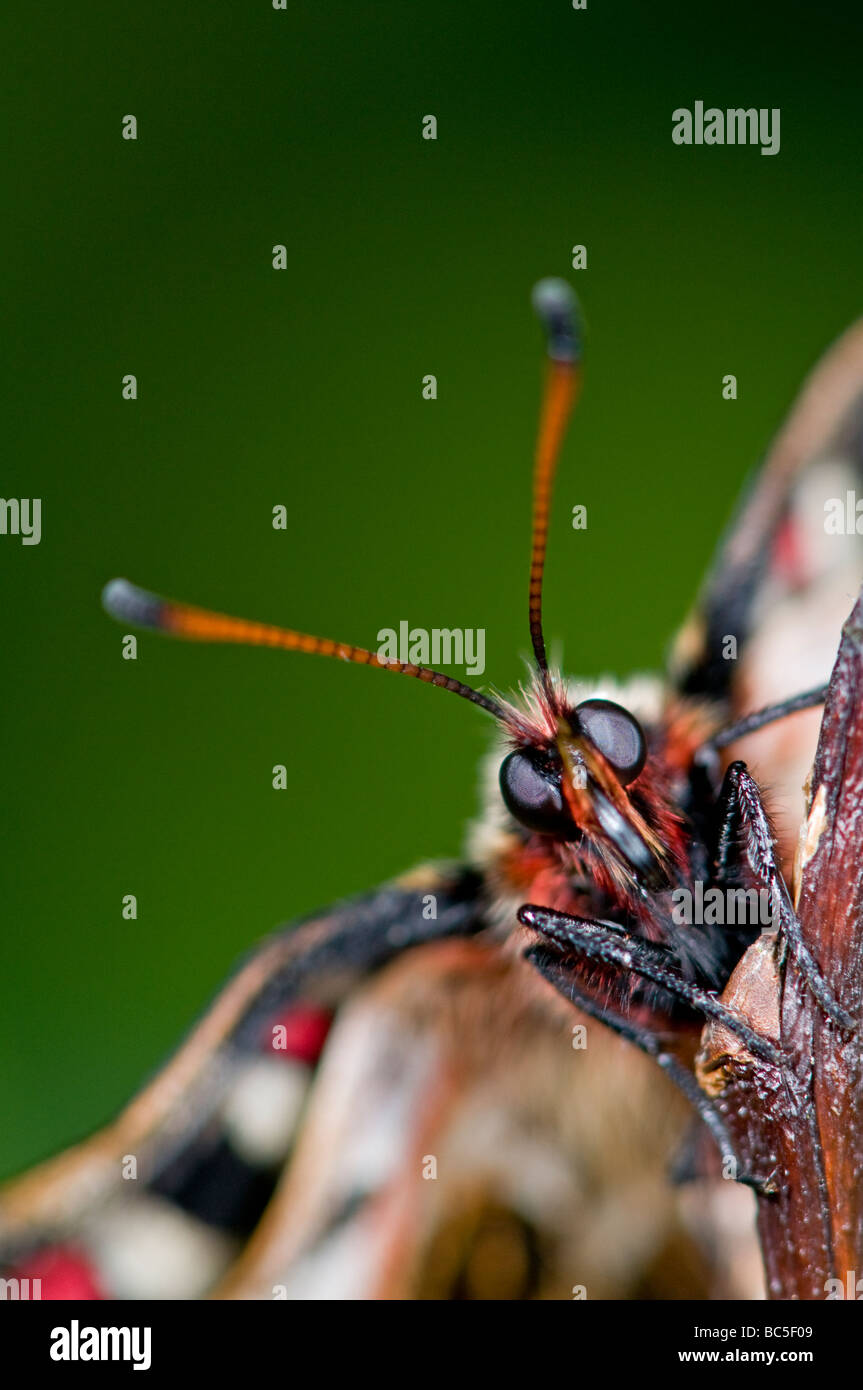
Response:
[525,943,778,1194]
[518,904,782,1066]
[712,760,856,1030]
[702,684,828,753]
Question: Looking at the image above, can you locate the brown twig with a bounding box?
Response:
[697,586,863,1299]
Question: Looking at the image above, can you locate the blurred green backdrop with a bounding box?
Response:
[2,0,861,1174]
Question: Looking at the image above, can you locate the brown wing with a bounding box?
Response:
[672,317,863,702]
[671,318,863,861]
[0,868,483,1298]
[214,936,757,1301]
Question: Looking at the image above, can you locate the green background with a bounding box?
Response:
[2,0,861,1175]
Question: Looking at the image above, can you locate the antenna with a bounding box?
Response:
[101,578,507,721]
[102,281,583,732]
[528,279,582,688]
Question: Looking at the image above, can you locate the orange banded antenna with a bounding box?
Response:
[102,579,508,721]
[528,279,582,685]
[102,282,580,730]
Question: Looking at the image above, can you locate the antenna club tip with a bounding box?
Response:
[531,277,575,313]
[102,577,164,628]
[531,278,582,364]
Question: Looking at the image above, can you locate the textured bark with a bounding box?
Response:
[697,587,863,1299]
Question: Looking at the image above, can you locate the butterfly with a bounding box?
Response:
[2,283,862,1301]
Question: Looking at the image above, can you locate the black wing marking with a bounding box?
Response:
[0,866,484,1296]
[671,318,863,703]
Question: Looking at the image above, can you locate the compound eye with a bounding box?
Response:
[499,748,575,837]
[575,698,647,785]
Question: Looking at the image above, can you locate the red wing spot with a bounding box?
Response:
[12,1246,105,1300]
[772,516,806,587]
[264,1004,333,1066]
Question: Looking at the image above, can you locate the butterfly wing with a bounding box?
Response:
[210,935,744,1301]
[671,317,863,860]
[0,866,753,1301]
[0,868,483,1298]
